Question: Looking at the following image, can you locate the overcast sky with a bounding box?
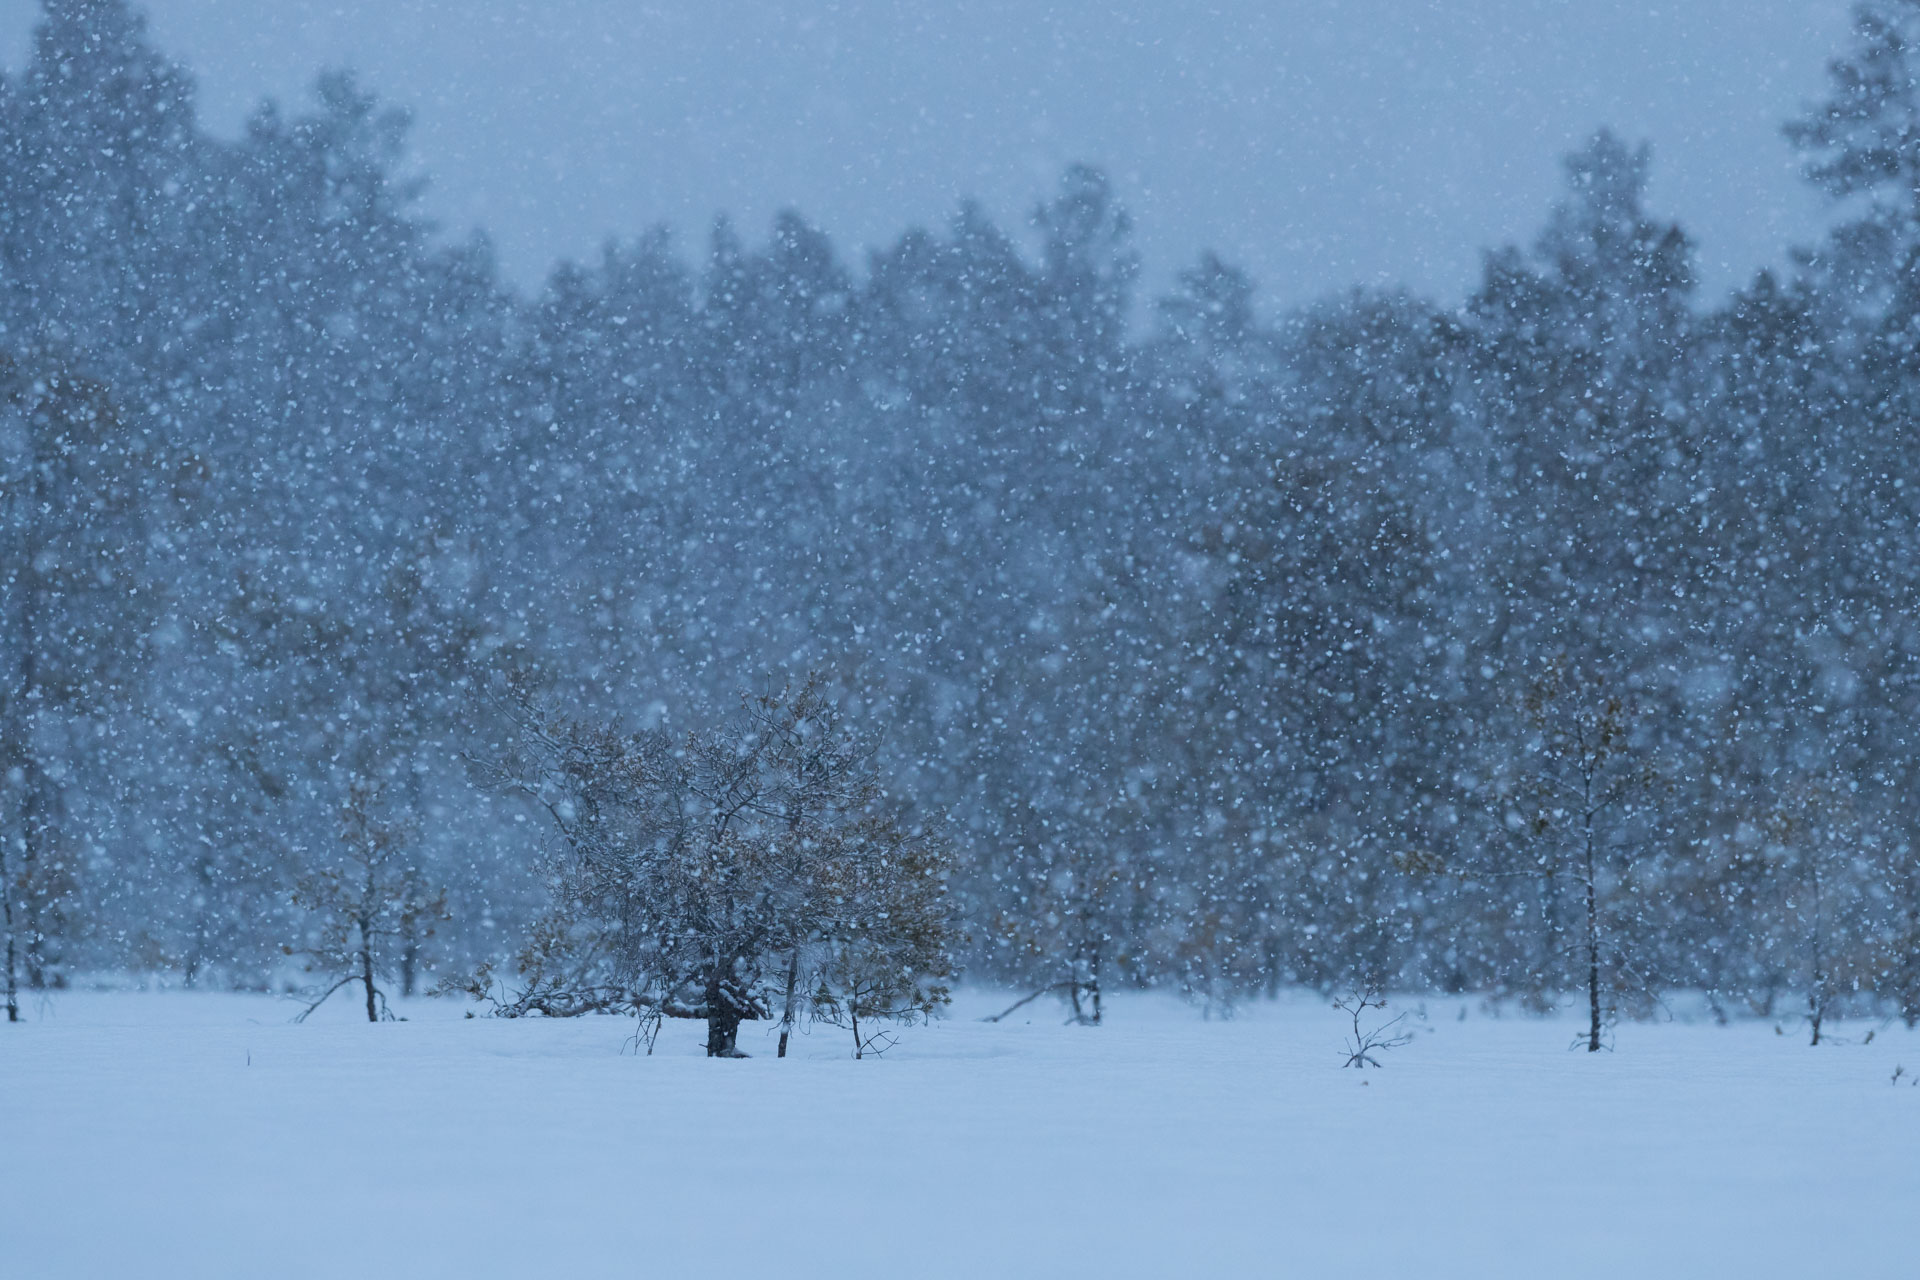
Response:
[0,0,1862,309]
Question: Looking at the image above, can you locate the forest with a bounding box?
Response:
[7,0,1920,1052]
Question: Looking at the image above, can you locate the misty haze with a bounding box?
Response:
[1,2,1917,1277]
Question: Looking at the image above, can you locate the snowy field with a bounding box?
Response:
[3,989,1916,1280]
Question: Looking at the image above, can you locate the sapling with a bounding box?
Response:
[1335,981,1417,1067]
[1760,769,1862,1047]
[289,774,446,1023]
[1493,660,1664,1052]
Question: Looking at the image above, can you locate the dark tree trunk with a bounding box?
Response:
[776,945,800,1059]
[184,917,205,989]
[775,795,811,1060]
[15,464,51,995]
[1,836,16,1023]
[185,857,213,990]
[1808,861,1826,1047]
[19,761,49,990]
[1905,895,1920,1030]
[706,1003,745,1058]
[359,914,378,1023]
[1541,876,1562,998]
[704,967,748,1057]
[1584,826,1601,1054]
[401,927,418,999]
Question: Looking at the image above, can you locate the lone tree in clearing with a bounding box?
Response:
[477,675,951,1058]
[290,774,446,1022]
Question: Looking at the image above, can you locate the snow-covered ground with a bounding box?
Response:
[2,988,1914,1279]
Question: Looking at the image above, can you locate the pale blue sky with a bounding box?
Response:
[0,0,1860,307]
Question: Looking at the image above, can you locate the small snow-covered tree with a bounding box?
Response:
[289,774,445,1022]
[806,811,952,1057]
[479,677,952,1058]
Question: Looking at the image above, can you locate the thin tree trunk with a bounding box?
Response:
[776,944,801,1058]
[184,907,206,987]
[185,856,212,990]
[1585,827,1601,1054]
[399,781,424,998]
[1896,898,1912,1036]
[17,455,50,993]
[776,793,809,1060]
[1536,875,1566,1005]
[1808,861,1825,1047]
[19,758,47,990]
[850,997,862,1060]
[1088,947,1102,1026]
[1538,872,1561,1002]
[398,856,417,997]
[400,906,417,999]
[0,835,16,1022]
[359,914,378,1023]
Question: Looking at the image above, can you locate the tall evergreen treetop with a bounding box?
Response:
[1788,0,1920,219]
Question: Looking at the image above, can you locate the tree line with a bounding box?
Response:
[5,0,1920,1047]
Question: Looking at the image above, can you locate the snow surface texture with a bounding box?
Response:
[4,991,1914,1279]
